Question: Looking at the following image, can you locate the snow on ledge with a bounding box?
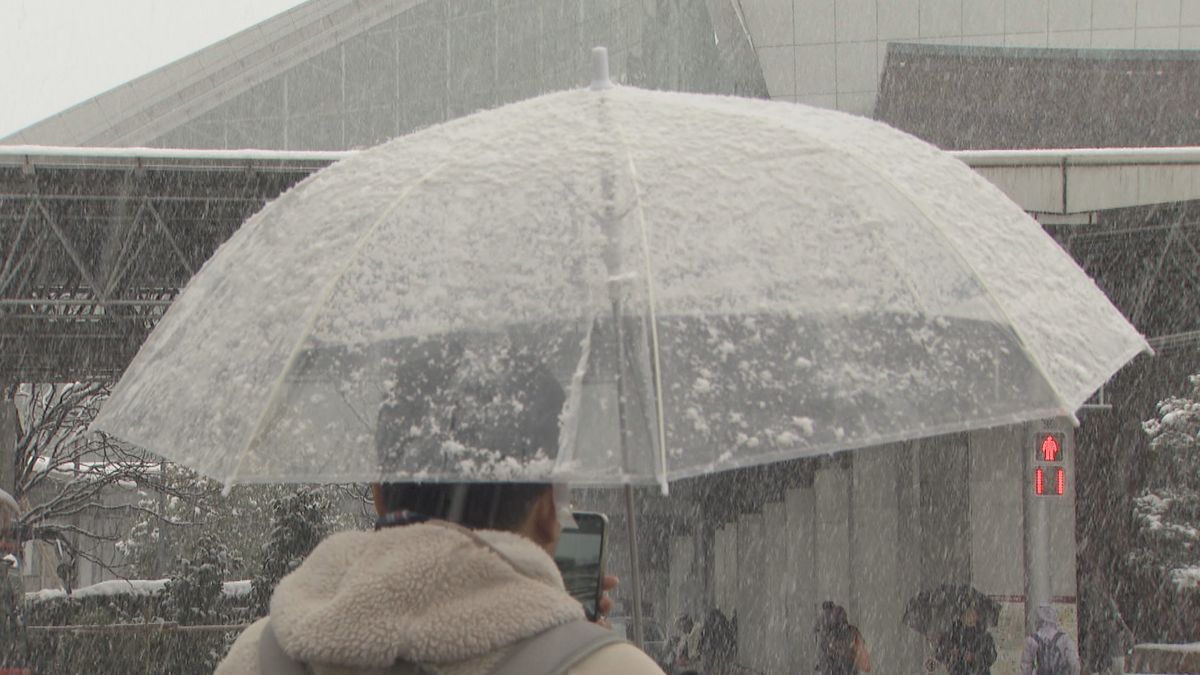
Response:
[1136,642,1200,653]
[5,144,1200,169]
[0,144,355,163]
[26,578,253,603]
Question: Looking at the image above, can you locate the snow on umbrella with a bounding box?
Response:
[92,49,1147,488]
[94,56,1146,488]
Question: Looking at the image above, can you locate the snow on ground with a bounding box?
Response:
[26,578,252,602]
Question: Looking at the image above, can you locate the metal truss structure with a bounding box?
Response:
[0,149,343,382]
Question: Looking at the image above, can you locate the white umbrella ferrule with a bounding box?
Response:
[590,47,611,90]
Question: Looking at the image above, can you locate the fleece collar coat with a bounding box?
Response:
[214,521,663,675]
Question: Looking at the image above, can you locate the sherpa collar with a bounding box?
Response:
[267,521,585,669]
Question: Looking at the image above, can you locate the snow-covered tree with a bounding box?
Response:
[164,534,242,625]
[116,463,284,580]
[1127,371,1200,641]
[250,489,330,614]
[4,381,164,578]
[1135,373,1200,584]
[118,468,366,583]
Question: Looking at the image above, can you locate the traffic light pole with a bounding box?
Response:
[1023,424,1054,633]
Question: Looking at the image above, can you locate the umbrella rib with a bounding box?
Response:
[780,125,1081,419]
[607,106,670,494]
[223,159,454,488]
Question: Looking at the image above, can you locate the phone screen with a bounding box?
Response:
[554,511,608,620]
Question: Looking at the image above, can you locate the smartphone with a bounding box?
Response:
[554,511,609,621]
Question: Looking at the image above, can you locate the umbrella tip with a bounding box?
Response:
[590,46,611,90]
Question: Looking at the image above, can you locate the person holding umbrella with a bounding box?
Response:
[936,606,997,675]
[214,352,665,675]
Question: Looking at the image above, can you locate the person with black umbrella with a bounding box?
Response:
[936,606,997,675]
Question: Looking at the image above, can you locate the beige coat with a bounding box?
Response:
[215,521,663,675]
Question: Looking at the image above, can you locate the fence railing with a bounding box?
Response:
[24,622,250,634]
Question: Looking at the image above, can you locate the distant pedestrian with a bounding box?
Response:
[670,613,703,672]
[937,607,996,675]
[1079,575,1131,675]
[699,607,737,675]
[1021,604,1082,675]
[814,600,871,675]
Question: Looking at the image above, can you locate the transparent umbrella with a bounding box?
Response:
[93,48,1148,645]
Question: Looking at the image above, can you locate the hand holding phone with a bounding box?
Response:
[554,511,609,621]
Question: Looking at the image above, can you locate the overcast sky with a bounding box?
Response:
[0,0,308,139]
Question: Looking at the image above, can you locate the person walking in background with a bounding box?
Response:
[1079,574,1132,675]
[669,613,703,673]
[699,607,737,675]
[1021,604,1082,675]
[937,607,996,675]
[814,601,871,675]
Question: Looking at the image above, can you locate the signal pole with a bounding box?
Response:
[1023,423,1067,632]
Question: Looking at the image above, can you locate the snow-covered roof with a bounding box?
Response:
[878,42,1200,150]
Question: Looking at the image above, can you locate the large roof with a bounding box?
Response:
[876,43,1200,150]
[2,0,767,151]
[2,0,405,147]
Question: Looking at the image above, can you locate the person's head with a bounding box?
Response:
[371,481,561,554]
[819,600,848,627]
[372,341,567,555]
[1036,604,1059,629]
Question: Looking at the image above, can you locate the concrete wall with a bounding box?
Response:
[737,513,769,672]
[714,523,738,614]
[668,534,702,624]
[761,501,790,673]
[852,444,924,675]
[671,425,1042,675]
[785,486,817,673]
[971,426,1026,596]
[919,433,973,589]
[815,461,851,608]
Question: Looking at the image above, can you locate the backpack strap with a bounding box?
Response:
[488,620,623,675]
[259,621,311,675]
[259,621,437,675]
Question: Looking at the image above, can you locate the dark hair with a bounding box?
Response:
[376,482,551,531]
[374,340,565,531]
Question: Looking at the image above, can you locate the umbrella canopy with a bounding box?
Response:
[903,584,1002,637]
[92,56,1147,489]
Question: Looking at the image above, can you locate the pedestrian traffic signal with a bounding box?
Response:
[1037,432,1063,462]
[1033,466,1067,496]
[1032,431,1067,497]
